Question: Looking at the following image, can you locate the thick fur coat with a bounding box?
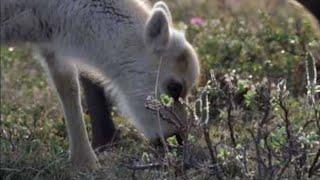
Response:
[1,0,200,169]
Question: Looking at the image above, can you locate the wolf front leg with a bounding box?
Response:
[80,76,118,150]
[40,49,99,170]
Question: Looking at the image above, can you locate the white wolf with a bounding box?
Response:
[1,0,200,169]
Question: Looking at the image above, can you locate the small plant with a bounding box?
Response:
[132,69,320,179]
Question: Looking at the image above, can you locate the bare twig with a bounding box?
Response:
[125,163,165,171]
[309,148,320,178]
[0,167,41,173]
[248,129,266,178]
[203,126,222,180]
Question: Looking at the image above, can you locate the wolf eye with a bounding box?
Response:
[166,80,183,101]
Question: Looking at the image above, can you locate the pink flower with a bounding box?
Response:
[190,17,205,26]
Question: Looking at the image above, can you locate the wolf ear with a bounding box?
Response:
[153,1,172,24]
[144,9,170,53]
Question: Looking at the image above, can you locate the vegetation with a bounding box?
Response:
[1,0,319,179]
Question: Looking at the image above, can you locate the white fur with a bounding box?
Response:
[1,0,200,169]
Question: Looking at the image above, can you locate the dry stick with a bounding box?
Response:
[181,130,192,173]
[308,104,320,178]
[314,105,320,135]
[195,78,223,179]
[263,116,276,172]
[145,100,189,174]
[264,133,273,171]
[279,98,293,156]
[255,132,265,177]
[304,29,320,178]
[302,120,316,130]
[224,77,237,147]
[203,126,223,180]
[300,16,320,177]
[203,127,217,165]
[254,90,272,178]
[0,167,41,173]
[305,51,320,135]
[243,145,249,175]
[309,148,320,178]
[298,17,320,134]
[166,107,184,127]
[125,163,164,171]
[248,129,266,178]
[227,96,236,147]
[0,127,16,151]
[277,96,294,179]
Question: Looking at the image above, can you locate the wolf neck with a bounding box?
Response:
[48,0,150,49]
[43,0,153,76]
[54,0,155,94]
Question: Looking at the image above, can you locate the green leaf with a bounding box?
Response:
[160,94,174,107]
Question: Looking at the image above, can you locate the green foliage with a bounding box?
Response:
[167,136,179,147]
[160,94,174,107]
[187,10,319,95]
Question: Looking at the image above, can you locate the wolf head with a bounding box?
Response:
[121,1,200,141]
[145,2,200,101]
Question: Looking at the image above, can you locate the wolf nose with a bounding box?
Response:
[151,133,183,147]
[167,80,183,101]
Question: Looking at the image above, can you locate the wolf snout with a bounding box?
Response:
[150,132,184,148]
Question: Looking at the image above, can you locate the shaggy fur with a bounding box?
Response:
[1,0,200,169]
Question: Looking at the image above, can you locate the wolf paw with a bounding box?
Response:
[71,150,100,171]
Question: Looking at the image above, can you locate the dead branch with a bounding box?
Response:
[125,163,165,171]
[309,148,320,178]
